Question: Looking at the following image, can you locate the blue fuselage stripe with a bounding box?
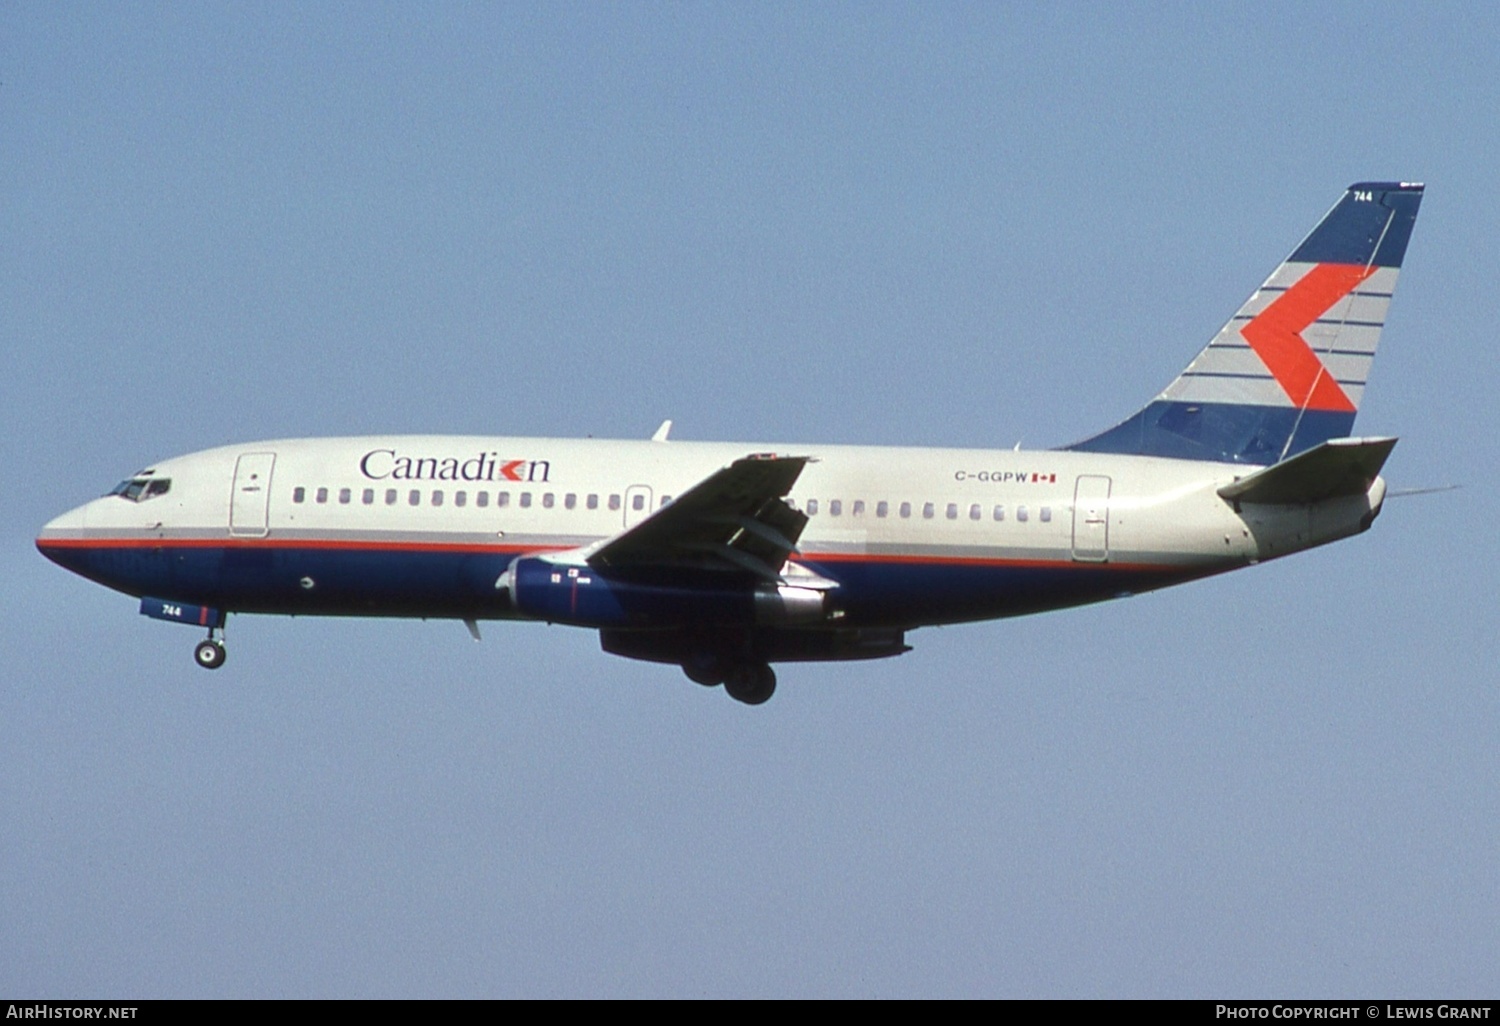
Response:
[37,540,1203,629]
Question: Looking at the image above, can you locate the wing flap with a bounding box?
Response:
[590,455,811,579]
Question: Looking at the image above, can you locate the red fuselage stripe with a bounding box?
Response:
[36,536,1178,573]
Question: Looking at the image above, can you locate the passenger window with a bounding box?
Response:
[542,493,554,509]
[853,500,866,516]
[829,500,842,516]
[362,488,374,505]
[662,495,672,506]
[1017,505,1029,522]
[455,491,467,507]
[993,505,1005,521]
[587,494,599,510]
[293,487,305,504]
[1040,506,1052,523]
[409,490,420,506]
[316,487,328,504]
[609,494,621,511]
[807,499,819,516]
[498,492,510,508]
[476,492,489,508]
[923,502,935,519]
[432,490,444,507]
[631,494,645,511]
[339,488,351,505]
[520,493,532,508]
[946,503,958,520]
[385,489,398,505]
[876,501,888,518]
[969,504,981,521]
[565,493,576,510]
[900,502,912,519]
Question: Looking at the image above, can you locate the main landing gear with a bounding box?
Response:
[194,630,226,670]
[682,658,777,705]
[724,662,776,705]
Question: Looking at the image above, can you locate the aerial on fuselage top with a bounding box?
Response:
[38,182,1424,705]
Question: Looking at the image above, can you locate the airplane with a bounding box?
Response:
[36,181,1424,705]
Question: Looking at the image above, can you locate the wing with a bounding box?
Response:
[587,454,811,583]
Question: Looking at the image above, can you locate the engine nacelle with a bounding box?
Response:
[753,585,829,625]
[503,557,833,630]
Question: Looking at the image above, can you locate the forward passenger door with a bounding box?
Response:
[230,452,277,537]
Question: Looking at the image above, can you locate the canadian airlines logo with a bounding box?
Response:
[1239,262,1375,413]
[359,449,552,483]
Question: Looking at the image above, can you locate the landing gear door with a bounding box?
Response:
[1071,474,1111,562]
[230,452,276,537]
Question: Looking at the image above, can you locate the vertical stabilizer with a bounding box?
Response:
[1066,182,1423,464]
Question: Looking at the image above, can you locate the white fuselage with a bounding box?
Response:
[38,434,1384,633]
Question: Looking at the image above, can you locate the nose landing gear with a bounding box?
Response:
[137,598,228,670]
[194,632,226,670]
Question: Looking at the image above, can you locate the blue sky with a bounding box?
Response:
[3,2,1496,997]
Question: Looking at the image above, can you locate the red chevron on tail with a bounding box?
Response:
[1239,262,1376,414]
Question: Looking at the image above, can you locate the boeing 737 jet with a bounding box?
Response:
[37,182,1424,704]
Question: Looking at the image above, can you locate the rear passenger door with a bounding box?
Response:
[1071,474,1111,562]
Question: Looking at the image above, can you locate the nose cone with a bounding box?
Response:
[40,503,89,535]
[36,502,90,571]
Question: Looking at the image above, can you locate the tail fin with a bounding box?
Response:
[1066,182,1424,465]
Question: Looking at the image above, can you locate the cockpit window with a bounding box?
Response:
[108,478,171,502]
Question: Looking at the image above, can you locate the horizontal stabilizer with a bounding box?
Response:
[1217,436,1397,505]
